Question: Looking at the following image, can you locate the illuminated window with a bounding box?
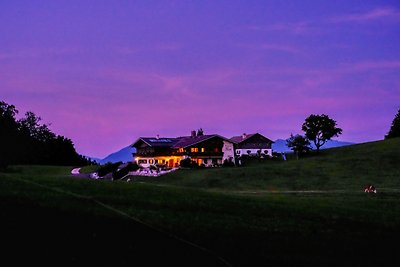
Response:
[191,147,199,152]
[178,148,184,152]
[201,148,205,152]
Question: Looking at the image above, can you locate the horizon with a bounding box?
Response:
[1,1,399,158]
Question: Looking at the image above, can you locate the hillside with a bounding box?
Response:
[1,139,400,266]
[133,138,400,191]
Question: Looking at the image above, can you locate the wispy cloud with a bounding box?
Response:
[246,21,310,35]
[331,7,400,23]
[115,43,182,55]
[339,60,400,72]
[0,47,81,61]
[237,43,301,54]
[245,7,400,37]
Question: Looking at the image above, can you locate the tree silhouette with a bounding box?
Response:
[385,109,400,139]
[0,100,94,167]
[0,101,20,168]
[302,114,342,153]
[286,134,311,159]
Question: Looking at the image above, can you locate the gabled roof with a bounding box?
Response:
[172,134,232,148]
[230,133,273,144]
[131,137,180,148]
[230,133,256,144]
[132,134,234,149]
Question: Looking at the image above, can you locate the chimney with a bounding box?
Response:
[242,133,247,140]
[156,134,160,139]
[191,130,196,138]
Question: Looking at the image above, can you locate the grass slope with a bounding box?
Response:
[133,138,400,191]
[1,139,400,266]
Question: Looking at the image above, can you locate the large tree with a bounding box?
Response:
[385,109,400,139]
[286,134,311,159]
[301,114,342,153]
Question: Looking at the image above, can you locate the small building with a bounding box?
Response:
[230,133,274,157]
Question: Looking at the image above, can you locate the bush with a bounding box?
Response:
[127,162,140,172]
[155,163,168,170]
[180,158,198,168]
[223,158,235,167]
[112,162,140,180]
[97,161,122,177]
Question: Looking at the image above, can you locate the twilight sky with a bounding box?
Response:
[1,0,400,158]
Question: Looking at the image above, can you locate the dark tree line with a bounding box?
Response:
[385,109,400,139]
[0,101,95,169]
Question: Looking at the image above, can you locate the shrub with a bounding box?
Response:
[112,162,140,180]
[127,162,140,172]
[97,161,122,177]
[223,158,235,167]
[180,158,198,168]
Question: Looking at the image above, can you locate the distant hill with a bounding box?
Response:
[93,146,136,164]
[272,139,354,153]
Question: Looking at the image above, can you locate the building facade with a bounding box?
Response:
[132,133,235,168]
[132,132,273,168]
[230,133,274,157]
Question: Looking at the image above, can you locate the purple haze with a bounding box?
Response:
[1,1,399,158]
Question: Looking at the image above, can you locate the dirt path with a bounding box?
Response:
[71,167,81,175]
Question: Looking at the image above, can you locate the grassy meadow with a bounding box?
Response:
[1,138,400,266]
[132,138,400,191]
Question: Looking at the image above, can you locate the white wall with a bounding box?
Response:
[236,148,272,157]
[222,141,235,164]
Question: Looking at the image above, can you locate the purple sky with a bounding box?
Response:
[1,0,400,158]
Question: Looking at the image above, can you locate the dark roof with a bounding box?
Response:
[230,133,256,144]
[230,133,273,144]
[132,134,235,149]
[173,134,229,148]
[131,137,180,148]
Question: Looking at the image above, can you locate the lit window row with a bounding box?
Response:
[177,147,208,153]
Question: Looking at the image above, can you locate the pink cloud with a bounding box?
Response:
[237,43,301,54]
[331,7,400,23]
[246,21,310,35]
[340,61,400,72]
[115,43,182,55]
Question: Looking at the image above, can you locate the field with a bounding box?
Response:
[1,138,400,266]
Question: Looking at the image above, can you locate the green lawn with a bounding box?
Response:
[1,138,400,266]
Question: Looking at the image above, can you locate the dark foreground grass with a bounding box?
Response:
[1,161,400,266]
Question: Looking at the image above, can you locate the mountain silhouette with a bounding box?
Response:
[272,139,354,153]
[90,146,136,164]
